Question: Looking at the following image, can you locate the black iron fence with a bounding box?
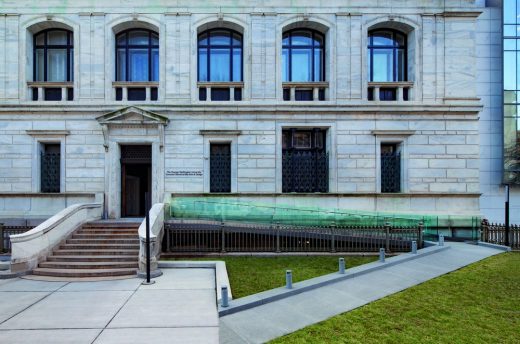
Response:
[163,219,423,253]
[282,150,328,193]
[481,220,519,250]
[0,224,33,253]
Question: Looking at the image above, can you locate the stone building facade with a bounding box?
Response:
[0,0,500,220]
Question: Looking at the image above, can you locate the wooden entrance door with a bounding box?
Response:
[121,145,151,217]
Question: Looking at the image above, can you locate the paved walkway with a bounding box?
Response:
[219,243,505,344]
[0,269,218,344]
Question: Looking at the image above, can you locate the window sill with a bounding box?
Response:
[282,81,329,88]
[197,81,244,88]
[112,81,159,87]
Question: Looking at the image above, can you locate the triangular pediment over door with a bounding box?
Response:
[96,106,169,151]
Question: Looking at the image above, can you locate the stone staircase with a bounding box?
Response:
[32,221,140,279]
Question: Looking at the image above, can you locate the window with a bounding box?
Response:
[40,143,61,193]
[368,30,407,82]
[116,29,159,82]
[198,29,243,101]
[282,128,328,193]
[282,30,324,82]
[380,144,401,193]
[210,143,231,193]
[33,29,74,101]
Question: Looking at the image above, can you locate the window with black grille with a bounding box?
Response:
[40,143,61,193]
[210,143,231,193]
[282,128,328,193]
[381,143,401,193]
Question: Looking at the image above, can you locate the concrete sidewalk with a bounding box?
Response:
[0,269,219,344]
[219,243,505,344]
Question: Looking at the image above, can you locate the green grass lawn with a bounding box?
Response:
[270,252,520,344]
[173,255,376,299]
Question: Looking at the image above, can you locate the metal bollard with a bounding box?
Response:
[439,234,444,247]
[339,257,345,274]
[411,241,417,254]
[221,285,229,308]
[286,270,293,289]
[379,248,385,262]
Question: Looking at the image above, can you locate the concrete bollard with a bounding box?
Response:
[411,241,417,254]
[379,248,385,263]
[339,257,345,274]
[286,270,293,289]
[439,234,444,247]
[221,285,229,308]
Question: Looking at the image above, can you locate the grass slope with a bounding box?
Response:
[174,256,376,299]
[270,252,520,344]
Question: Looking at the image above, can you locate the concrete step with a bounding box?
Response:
[39,261,138,269]
[66,238,140,245]
[32,267,137,278]
[47,255,138,262]
[60,244,139,250]
[82,224,140,229]
[72,234,138,239]
[53,249,139,256]
[76,230,138,235]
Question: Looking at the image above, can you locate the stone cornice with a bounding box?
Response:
[371,130,416,137]
[25,130,70,136]
[199,130,242,136]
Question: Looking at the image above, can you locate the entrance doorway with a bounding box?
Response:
[121,145,151,217]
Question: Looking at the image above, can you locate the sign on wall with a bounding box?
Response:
[166,169,203,177]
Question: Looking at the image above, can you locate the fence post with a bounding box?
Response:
[276,223,281,253]
[220,221,226,253]
[0,223,4,252]
[330,221,336,253]
[418,221,424,249]
[481,219,489,243]
[384,222,391,252]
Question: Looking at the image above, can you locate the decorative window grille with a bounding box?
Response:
[282,129,328,193]
[381,144,401,193]
[210,143,231,193]
[40,144,61,193]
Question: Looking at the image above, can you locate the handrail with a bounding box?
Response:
[138,203,166,278]
[10,203,103,273]
[11,203,102,243]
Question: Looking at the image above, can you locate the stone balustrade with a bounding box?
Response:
[282,82,328,101]
[197,82,244,101]
[112,81,159,102]
[27,82,74,102]
[368,82,414,102]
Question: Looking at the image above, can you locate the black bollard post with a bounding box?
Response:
[145,192,151,284]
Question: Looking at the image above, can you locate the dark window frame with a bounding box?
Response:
[282,29,325,82]
[368,29,407,82]
[33,29,74,82]
[115,29,159,82]
[197,28,243,82]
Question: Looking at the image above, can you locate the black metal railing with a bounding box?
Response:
[282,150,328,193]
[41,152,60,193]
[481,219,519,250]
[0,224,34,253]
[163,220,423,254]
[381,151,401,193]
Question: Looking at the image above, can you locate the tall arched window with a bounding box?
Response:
[34,29,73,82]
[282,29,324,82]
[368,29,407,82]
[116,29,159,82]
[197,29,242,82]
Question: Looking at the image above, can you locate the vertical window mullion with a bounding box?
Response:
[44,32,47,82]
[148,31,152,81]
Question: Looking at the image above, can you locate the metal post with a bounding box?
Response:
[330,222,336,253]
[339,257,345,274]
[145,192,152,284]
[439,234,444,247]
[505,184,510,247]
[379,248,385,262]
[0,223,4,252]
[418,221,424,249]
[276,223,281,253]
[221,285,229,308]
[384,222,390,252]
[221,221,226,253]
[411,241,417,254]
[286,270,293,289]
